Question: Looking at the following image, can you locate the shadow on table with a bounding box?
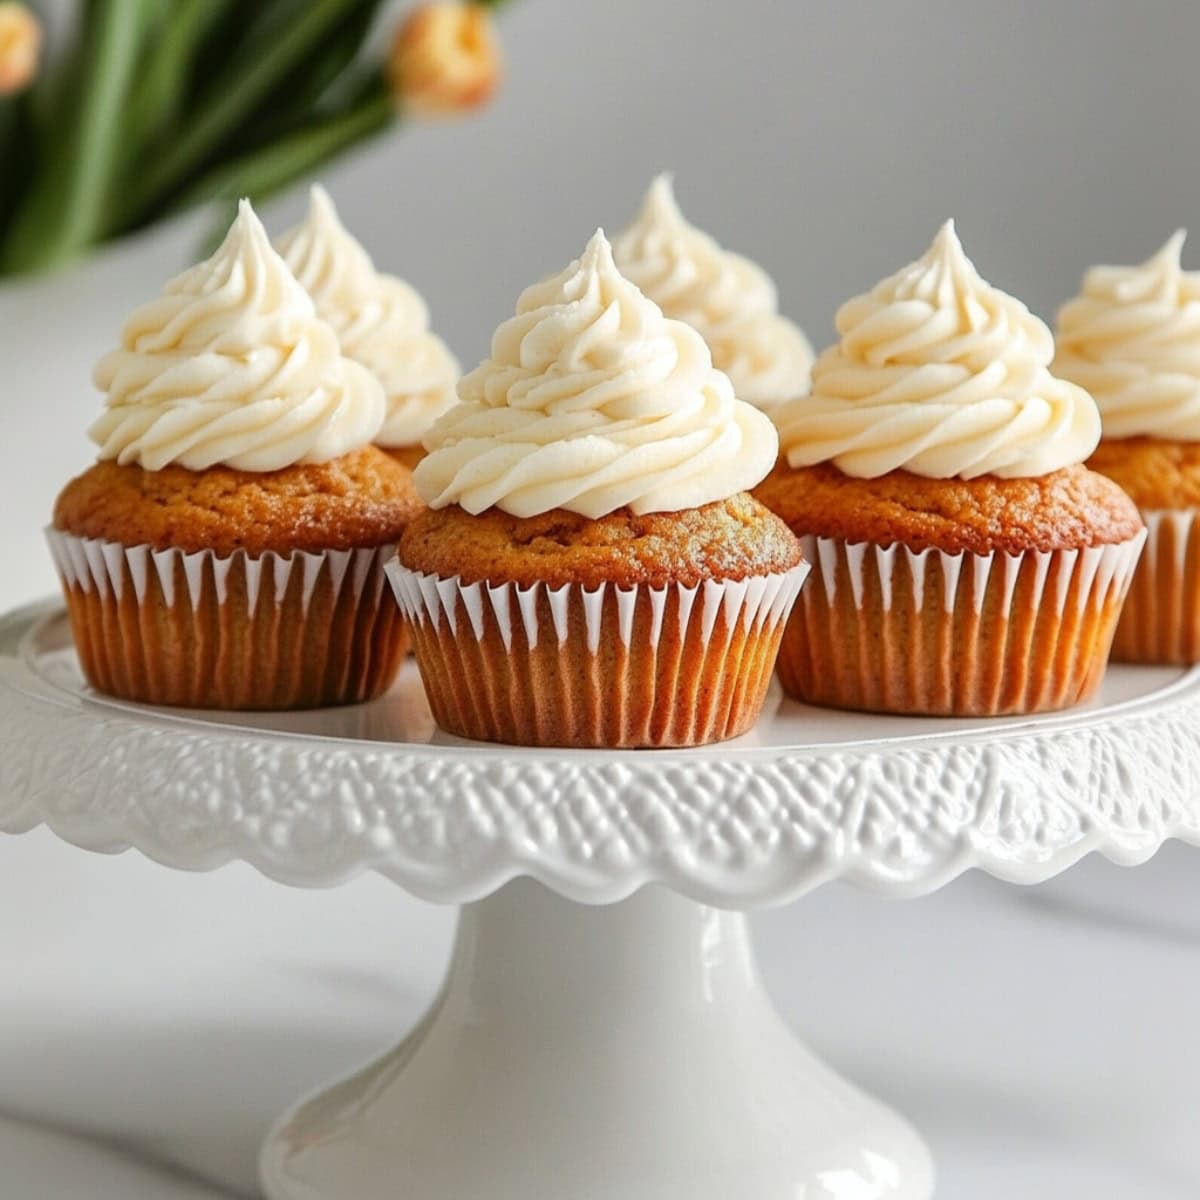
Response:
[826,1049,1200,1200]
[2,1005,427,1197]
[0,1110,233,1198]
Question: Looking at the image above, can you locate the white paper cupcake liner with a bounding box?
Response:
[385,561,809,747]
[796,533,1146,618]
[386,563,807,650]
[45,529,393,614]
[1111,508,1200,663]
[47,529,405,710]
[778,531,1146,716]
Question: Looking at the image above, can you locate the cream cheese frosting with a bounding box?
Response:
[773,220,1101,479]
[91,200,384,472]
[612,174,813,408]
[277,186,460,448]
[414,229,779,518]
[1054,231,1200,440]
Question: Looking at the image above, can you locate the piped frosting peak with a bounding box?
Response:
[91,199,384,472]
[773,220,1101,479]
[277,186,459,448]
[414,229,778,518]
[1055,230,1200,441]
[613,174,813,407]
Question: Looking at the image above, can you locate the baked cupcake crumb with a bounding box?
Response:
[400,493,802,590]
[55,446,421,557]
[755,463,1141,556]
[1087,437,1200,509]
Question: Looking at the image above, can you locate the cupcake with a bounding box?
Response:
[1054,232,1200,664]
[758,220,1145,716]
[277,185,459,470]
[612,174,813,409]
[387,230,808,748]
[48,201,418,710]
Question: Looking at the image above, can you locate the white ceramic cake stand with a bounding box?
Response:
[3,601,1200,1200]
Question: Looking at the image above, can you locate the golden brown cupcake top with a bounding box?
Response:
[385,443,426,473]
[54,447,421,557]
[1087,436,1200,509]
[754,462,1141,555]
[398,493,803,589]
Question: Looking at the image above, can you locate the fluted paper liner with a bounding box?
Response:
[46,530,407,710]
[1110,509,1200,664]
[777,532,1146,716]
[386,562,809,747]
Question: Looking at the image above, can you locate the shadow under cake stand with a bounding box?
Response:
[2,600,1198,1200]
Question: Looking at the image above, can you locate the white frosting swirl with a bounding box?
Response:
[277,186,460,448]
[1054,231,1200,440]
[415,229,778,518]
[91,200,384,472]
[612,174,813,407]
[773,220,1100,479]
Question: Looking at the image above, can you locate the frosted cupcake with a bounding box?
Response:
[1055,232,1200,663]
[612,174,813,409]
[387,230,808,748]
[277,186,459,469]
[49,201,417,710]
[758,221,1144,716]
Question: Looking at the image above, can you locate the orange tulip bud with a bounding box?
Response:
[0,3,39,96]
[389,3,502,118]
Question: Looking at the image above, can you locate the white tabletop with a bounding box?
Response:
[1,230,1198,1199]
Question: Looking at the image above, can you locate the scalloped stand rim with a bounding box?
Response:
[259,880,935,1200]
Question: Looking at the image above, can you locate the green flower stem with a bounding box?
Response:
[221,1,388,161]
[120,0,239,160]
[178,81,393,232]
[0,98,17,207]
[2,0,155,274]
[121,0,367,228]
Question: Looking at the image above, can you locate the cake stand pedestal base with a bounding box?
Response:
[259,880,934,1199]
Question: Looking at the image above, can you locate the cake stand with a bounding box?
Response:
[2,600,1199,1200]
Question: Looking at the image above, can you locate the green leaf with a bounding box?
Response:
[220,0,388,162]
[181,77,393,241]
[120,0,240,155]
[2,0,157,273]
[0,97,27,228]
[120,0,374,227]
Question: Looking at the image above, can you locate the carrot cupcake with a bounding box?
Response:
[387,230,808,748]
[613,174,813,409]
[277,185,459,470]
[1055,232,1200,664]
[759,220,1144,716]
[49,200,417,710]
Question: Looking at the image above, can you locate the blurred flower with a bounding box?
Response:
[1,0,518,275]
[0,2,40,96]
[390,3,502,117]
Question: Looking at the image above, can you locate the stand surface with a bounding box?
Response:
[2,600,1199,1200]
[2,601,1199,905]
[260,881,934,1200]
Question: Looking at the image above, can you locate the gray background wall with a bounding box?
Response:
[299,0,1200,371]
